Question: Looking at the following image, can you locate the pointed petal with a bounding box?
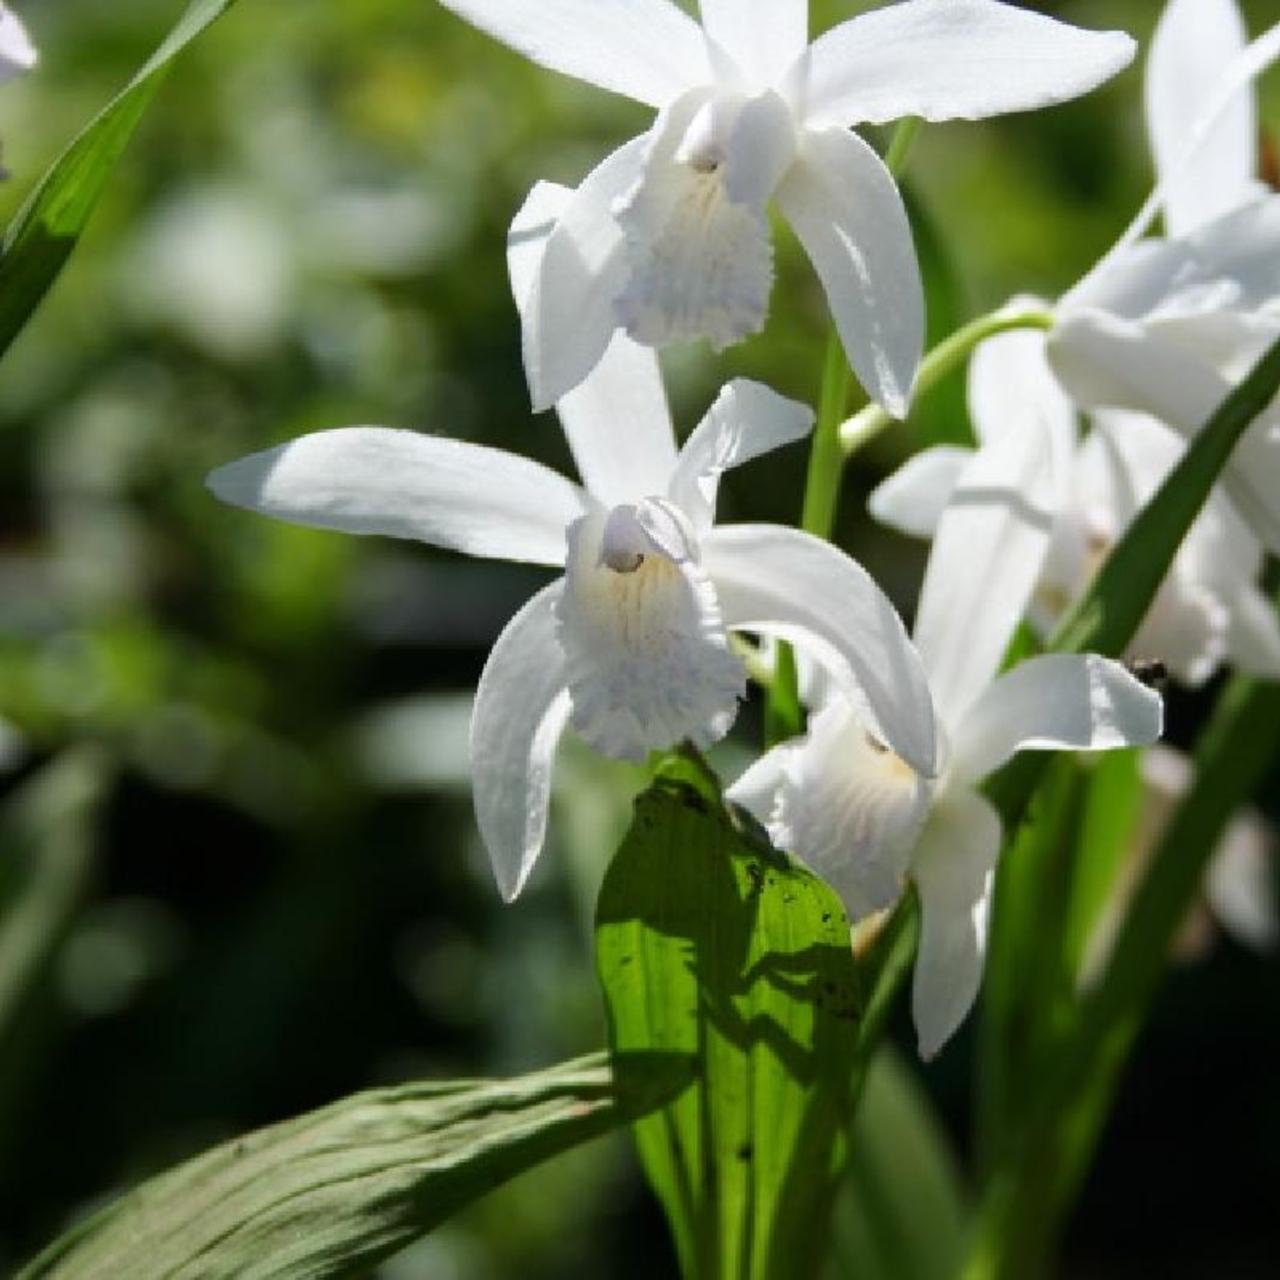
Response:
[0,8,36,82]
[439,0,709,107]
[699,0,807,91]
[911,788,1002,1060]
[869,446,972,540]
[804,0,1134,128]
[1146,0,1257,237]
[1065,196,1280,321]
[207,428,586,567]
[510,138,648,412]
[952,654,1163,787]
[668,379,813,531]
[513,178,678,503]
[777,131,922,418]
[554,334,679,508]
[702,524,938,776]
[968,325,1078,497]
[1206,809,1279,951]
[557,505,745,761]
[1227,585,1280,680]
[471,583,572,901]
[1047,312,1280,555]
[914,422,1058,731]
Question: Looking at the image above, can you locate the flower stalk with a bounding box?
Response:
[839,306,1056,457]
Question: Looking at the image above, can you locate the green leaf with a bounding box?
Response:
[595,750,867,1280]
[1060,749,1144,984]
[977,757,1084,1174]
[0,0,242,359]
[19,1051,691,1280]
[828,1047,968,1280]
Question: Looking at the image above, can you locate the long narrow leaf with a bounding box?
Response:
[19,1050,692,1280]
[0,0,241,358]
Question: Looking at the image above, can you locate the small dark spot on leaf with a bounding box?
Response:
[737,1142,754,1162]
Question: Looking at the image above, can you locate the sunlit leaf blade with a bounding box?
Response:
[595,750,865,1280]
[0,749,109,1043]
[0,0,242,359]
[827,1047,967,1280]
[19,1050,691,1280]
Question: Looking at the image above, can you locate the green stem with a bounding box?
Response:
[838,308,1054,457]
[884,117,923,178]
[763,332,859,746]
[801,330,856,539]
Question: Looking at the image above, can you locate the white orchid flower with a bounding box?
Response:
[440,0,1135,418]
[1043,0,1280,555]
[208,183,938,903]
[0,4,36,85]
[731,421,1164,1058]
[871,323,1280,686]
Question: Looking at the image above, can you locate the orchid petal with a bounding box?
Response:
[207,428,586,567]
[1206,810,1279,951]
[726,743,794,827]
[439,0,709,108]
[555,334,679,508]
[1065,197,1280,321]
[668,379,813,532]
[557,505,744,762]
[471,583,572,902]
[737,699,934,922]
[614,88,785,353]
[511,138,648,412]
[1227,585,1280,680]
[0,6,36,83]
[699,0,807,92]
[868,446,972,540]
[803,0,1134,129]
[968,325,1078,499]
[1047,312,1280,554]
[702,524,938,777]
[911,787,1002,1060]
[914,421,1058,732]
[1146,0,1256,237]
[952,654,1163,787]
[777,128,922,418]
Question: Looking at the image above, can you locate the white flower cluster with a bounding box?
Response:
[208,0,1280,1056]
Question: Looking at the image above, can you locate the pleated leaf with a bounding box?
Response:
[595,751,865,1280]
[0,0,242,358]
[19,1051,693,1280]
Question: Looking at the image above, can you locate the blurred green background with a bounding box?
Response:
[0,1,1278,1275]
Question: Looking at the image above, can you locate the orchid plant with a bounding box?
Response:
[5,0,1280,1278]
[732,420,1164,1057]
